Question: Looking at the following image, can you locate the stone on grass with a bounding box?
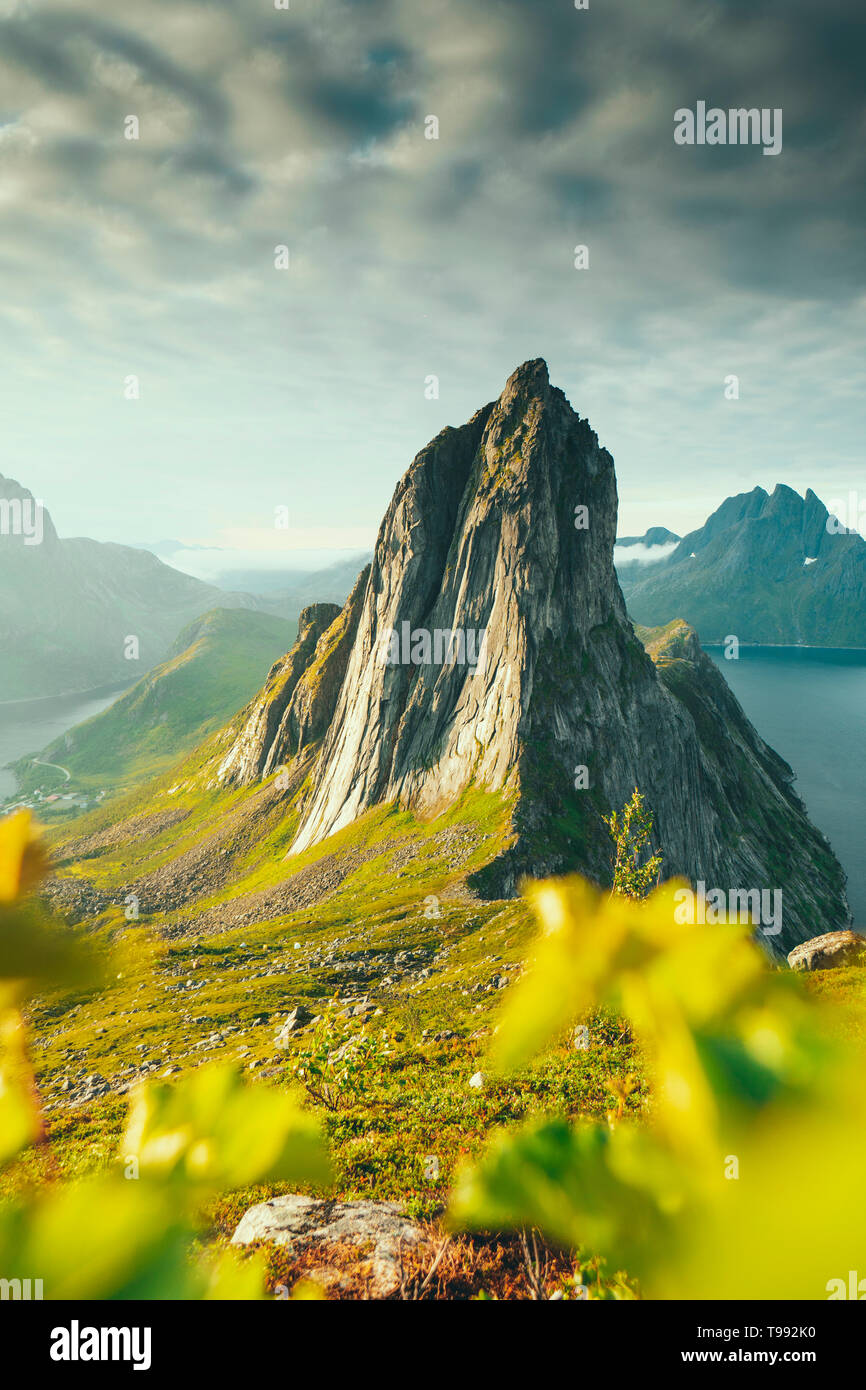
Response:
[787,930,866,972]
[274,1004,313,1048]
[231,1195,426,1297]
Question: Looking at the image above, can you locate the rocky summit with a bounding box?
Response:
[215,360,850,956]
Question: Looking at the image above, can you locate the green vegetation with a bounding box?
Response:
[449,865,866,1298]
[632,618,696,664]
[2,755,864,1300]
[12,609,292,799]
[603,787,663,899]
[0,810,328,1299]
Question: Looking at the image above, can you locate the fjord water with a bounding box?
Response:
[0,686,126,801]
[707,646,866,927]
[0,652,862,929]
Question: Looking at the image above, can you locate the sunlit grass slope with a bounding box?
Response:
[12,608,294,795]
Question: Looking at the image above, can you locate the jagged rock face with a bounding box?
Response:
[261,567,370,776]
[645,621,850,955]
[217,570,369,786]
[217,603,340,785]
[291,358,623,850]
[279,360,849,956]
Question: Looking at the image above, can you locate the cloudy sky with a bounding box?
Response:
[1,0,863,571]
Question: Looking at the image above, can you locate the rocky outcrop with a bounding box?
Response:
[267,360,848,956]
[787,930,866,972]
[639,619,850,955]
[217,568,370,786]
[217,603,337,784]
[262,567,370,776]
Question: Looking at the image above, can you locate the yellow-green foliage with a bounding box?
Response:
[603,788,663,899]
[4,790,864,1302]
[450,874,866,1299]
[0,811,330,1299]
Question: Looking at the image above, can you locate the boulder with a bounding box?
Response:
[231,1194,427,1297]
[787,930,866,972]
[273,1004,314,1048]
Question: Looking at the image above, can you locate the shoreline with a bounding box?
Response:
[702,642,866,653]
[0,679,133,713]
[0,682,132,795]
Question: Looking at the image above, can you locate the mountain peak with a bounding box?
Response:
[208,362,851,949]
[501,357,550,399]
[0,472,58,547]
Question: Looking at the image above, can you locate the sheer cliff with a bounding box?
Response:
[216,361,850,955]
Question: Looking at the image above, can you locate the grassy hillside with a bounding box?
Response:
[5,747,864,1297]
[4,616,863,1299]
[12,608,294,798]
[5,759,652,1295]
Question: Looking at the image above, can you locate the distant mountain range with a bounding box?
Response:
[617,526,681,549]
[614,527,681,583]
[619,485,866,648]
[0,475,300,701]
[206,554,371,606]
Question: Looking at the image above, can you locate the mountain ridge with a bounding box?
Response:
[0,476,293,700]
[10,607,293,797]
[204,360,850,954]
[622,484,866,646]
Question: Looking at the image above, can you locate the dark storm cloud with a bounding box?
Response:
[163,144,256,198]
[303,75,414,142]
[2,0,859,293]
[0,9,230,131]
[0,20,86,91]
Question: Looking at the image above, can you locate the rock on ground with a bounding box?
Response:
[274,1004,314,1048]
[231,1194,427,1297]
[787,930,866,972]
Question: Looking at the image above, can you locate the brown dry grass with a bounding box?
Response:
[263,1225,582,1301]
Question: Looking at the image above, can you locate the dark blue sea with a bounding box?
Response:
[707,646,866,928]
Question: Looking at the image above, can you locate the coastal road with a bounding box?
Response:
[32,758,72,783]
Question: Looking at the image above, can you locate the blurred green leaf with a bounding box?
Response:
[0,1179,204,1300]
[0,1056,40,1168]
[0,901,102,992]
[123,1063,331,1193]
[450,1116,690,1278]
